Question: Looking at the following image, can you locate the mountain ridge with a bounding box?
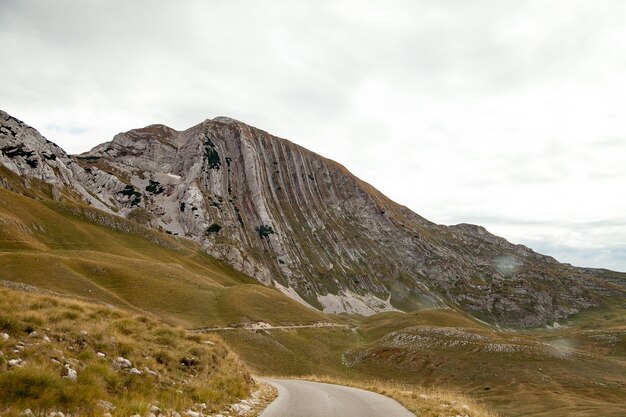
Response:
[1,109,624,326]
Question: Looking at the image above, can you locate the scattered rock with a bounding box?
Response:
[115,356,132,368]
[96,400,115,411]
[43,335,51,343]
[180,357,197,367]
[185,410,200,417]
[97,352,106,358]
[230,403,251,415]
[64,365,77,380]
[20,409,33,416]
[29,331,38,337]
[0,332,9,340]
[144,367,158,376]
[8,358,24,367]
[129,367,143,375]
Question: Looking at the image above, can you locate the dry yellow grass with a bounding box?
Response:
[0,287,255,417]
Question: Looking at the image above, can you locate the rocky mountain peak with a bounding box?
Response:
[121,124,180,142]
[1,109,624,326]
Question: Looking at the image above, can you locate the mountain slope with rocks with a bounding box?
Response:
[1,109,624,326]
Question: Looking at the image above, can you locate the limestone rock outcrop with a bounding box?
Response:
[1,110,624,326]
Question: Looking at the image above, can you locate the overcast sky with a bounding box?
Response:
[1,0,625,271]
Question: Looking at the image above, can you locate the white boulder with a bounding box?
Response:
[8,358,24,367]
[115,356,132,368]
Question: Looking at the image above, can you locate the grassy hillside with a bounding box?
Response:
[217,305,624,417]
[343,308,626,417]
[0,287,256,417]
[0,180,329,328]
[1,174,623,417]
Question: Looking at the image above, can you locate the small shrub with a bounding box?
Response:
[0,315,19,333]
[29,298,59,310]
[145,179,164,195]
[255,224,275,239]
[113,319,140,336]
[155,350,173,365]
[116,341,136,358]
[0,366,62,409]
[205,223,222,235]
[23,314,44,327]
[62,310,80,320]
[67,304,85,312]
[154,328,179,347]
[204,136,221,170]
[80,362,121,392]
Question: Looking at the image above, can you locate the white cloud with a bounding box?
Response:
[1,0,625,271]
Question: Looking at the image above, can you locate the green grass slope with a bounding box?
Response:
[0,178,327,328]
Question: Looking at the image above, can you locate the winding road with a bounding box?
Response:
[259,379,416,417]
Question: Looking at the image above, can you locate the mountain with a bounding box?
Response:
[1,109,624,326]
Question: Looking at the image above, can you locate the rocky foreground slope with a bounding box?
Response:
[1,110,624,326]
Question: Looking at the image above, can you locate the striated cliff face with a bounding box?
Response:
[1,109,624,326]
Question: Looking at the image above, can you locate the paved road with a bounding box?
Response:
[259,379,416,417]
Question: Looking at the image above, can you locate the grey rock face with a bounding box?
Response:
[1,110,624,326]
[0,110,127,212]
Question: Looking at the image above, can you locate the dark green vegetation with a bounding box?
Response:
[145,179,164,195]
[203,135,221,170]
[0,168,624,416]
[205,223,222,235]
[117,185,141,207]
[255,224,275,239]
